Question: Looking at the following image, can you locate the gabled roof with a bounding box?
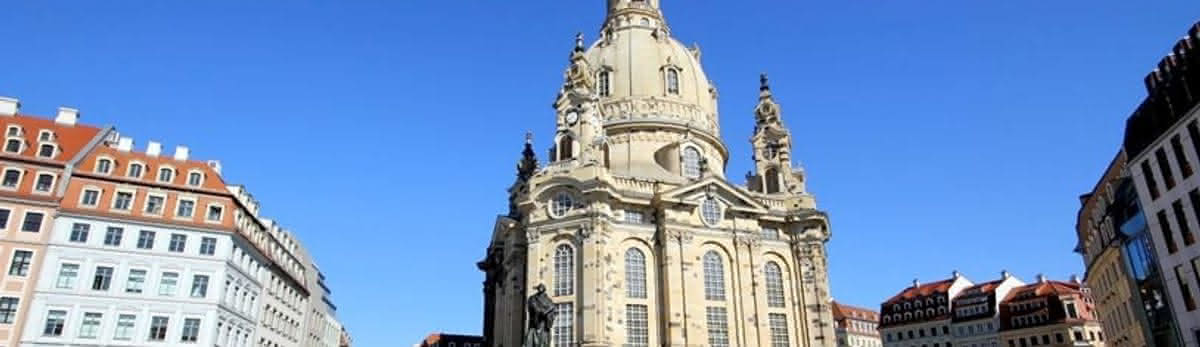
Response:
[884,278,954,304]
[956,280,1003,299]
[0,114,102,164]
[1003,280,1083,302]
[833,301,879,322]
[659,176,768,213]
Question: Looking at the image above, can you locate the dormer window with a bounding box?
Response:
[158,167,175,183]
[187,171,203,187]
[3,139,20,154]
[128,163,144,178]
[37,144,55,158]
[681,146,701,179]
[96,158,113,174]
[38,130,53,142]
[598,70,611,97]
[5,126,20,137]
[666,68,680,95]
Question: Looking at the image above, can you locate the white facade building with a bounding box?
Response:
[22,213,252,346]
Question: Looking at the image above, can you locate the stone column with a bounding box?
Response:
[658,228,691,347]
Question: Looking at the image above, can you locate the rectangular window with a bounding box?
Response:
[624,210,645,224]
[104,227,123,246]
[763,227,780,240]
[56,264,79,289]
[553,303,573,347]
[8,250,32,276]
[137,230,156,249]
[114,314,136,340]
[177,199,195,218]
[126,269,147,293]
[706,306,730,347]
[113,191,134,210]
[81,189,100,206]
[34,174,53,192]
[21,212,43,232]
[79,312,102,338]
[200,237,217,256]
[1,169,19,188]
[69,223,90,243]
[626,304,648,347]
[149,316,169,341]
[1056,333,1064,343]
[169,234,187,252]
[769,313,790,347]
[207,205,223,222]
[1066,302,1078,318]
[1143,161,1162,200]
[1175,200,1196,246]
[1159,210,1179,254]
[1173,135,1194,178]
[181,318,201,342]
[145,195,165,214]
[0,297,18,324]
[191,275,209,298]
[92,266,113,291]
[1176,265,1197,311]
[159,272,179,296]
[1158,149,1177,189]
[43,310,66,336]
[0,209,9,229]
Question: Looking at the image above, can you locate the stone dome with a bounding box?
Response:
[574,0,728,179]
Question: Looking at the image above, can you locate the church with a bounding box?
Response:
[478,1,836,346]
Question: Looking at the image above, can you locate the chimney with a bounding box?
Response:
[952,270,961,279]
[54,107,79,126]
[147,141,162,157]
[0,97,18,116]
[912,278,920,288]
[1001,270,1011,279]
[173,146,189,161]
[1070,274,1080,284]
[1036,274,1047,283]
[116,137,134,152]
[207,160,222,174]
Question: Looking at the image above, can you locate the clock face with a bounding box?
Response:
[565,111,579,125]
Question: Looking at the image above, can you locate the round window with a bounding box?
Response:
[551,192,574,218]
[700,198,721,226]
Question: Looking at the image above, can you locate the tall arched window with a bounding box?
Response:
[625,248,647,299]
[765,262,786,308]
[598,71,611,97]
[666,69,680,95]
[703,251,725,301]
[558,136,574,161]
[682,146,701,179]
[554,244,574,296]
[765,167,781,193]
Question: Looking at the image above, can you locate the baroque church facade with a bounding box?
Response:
[478,1,836,346]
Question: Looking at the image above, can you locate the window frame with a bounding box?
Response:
[0,167,22,190]
[157,166,176,184]
[176,197,197,219]
[79,186,102,208]
[7,249,33,277]
[187,169,204,187]
[95,157,114,175]
[126,161,145,179]
[36,143,55,159]
[32,171,54,194]
[681,145,703,179]
[206,203,225,223]
[111,188,136,212]
[143,192,167,215]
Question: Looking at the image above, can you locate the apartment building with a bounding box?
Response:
[0,96,346,347]
[834,301,881,347]
[1122,20,1200,347]
[880,272,974,347]
[950,272,1024,347]
[997,277,1104,347]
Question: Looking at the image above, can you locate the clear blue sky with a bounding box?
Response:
[3,1,1198,345]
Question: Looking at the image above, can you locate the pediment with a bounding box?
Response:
[658,177,767,213]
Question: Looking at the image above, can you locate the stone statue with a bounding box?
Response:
[524,284,557,347]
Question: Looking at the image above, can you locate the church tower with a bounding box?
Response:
[480,2,836,346]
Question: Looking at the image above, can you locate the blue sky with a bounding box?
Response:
[2,1,1199,345]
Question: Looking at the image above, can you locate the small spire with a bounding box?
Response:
[760,72,770,91]
[525,131,534,144]
[575,32,585,52]
[516,132,539,182]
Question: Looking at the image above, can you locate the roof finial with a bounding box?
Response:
[525,131,533,144]
[760,72,770,91]
[575,32,585,52]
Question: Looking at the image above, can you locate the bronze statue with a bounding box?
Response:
[524,284,557,347]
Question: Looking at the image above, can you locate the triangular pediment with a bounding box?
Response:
[658,176,768,213]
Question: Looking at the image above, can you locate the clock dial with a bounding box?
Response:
[565,111,579,125]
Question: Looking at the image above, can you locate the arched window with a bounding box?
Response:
[188,171,204,186]
[96,158,113,174]
[666,69,680,95]
[765,261,785,308]
[3,139,20,153]
[554,244,574,296]
[904,312,912,320]
[703,251,725,301]
[926,308,935,317]
[681,146,701,179]
[558,136,574,161]
[765,167,780,193]
[128,163,144,178]
[158,167,174,183]
[700,198,721,226]
[37,144,55,158]
[915,310,924,319]
[625,248,646,299]
[550,192,574,218]
[915,300,923,308]
[598,71,611,97]
[883,316,891,323]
